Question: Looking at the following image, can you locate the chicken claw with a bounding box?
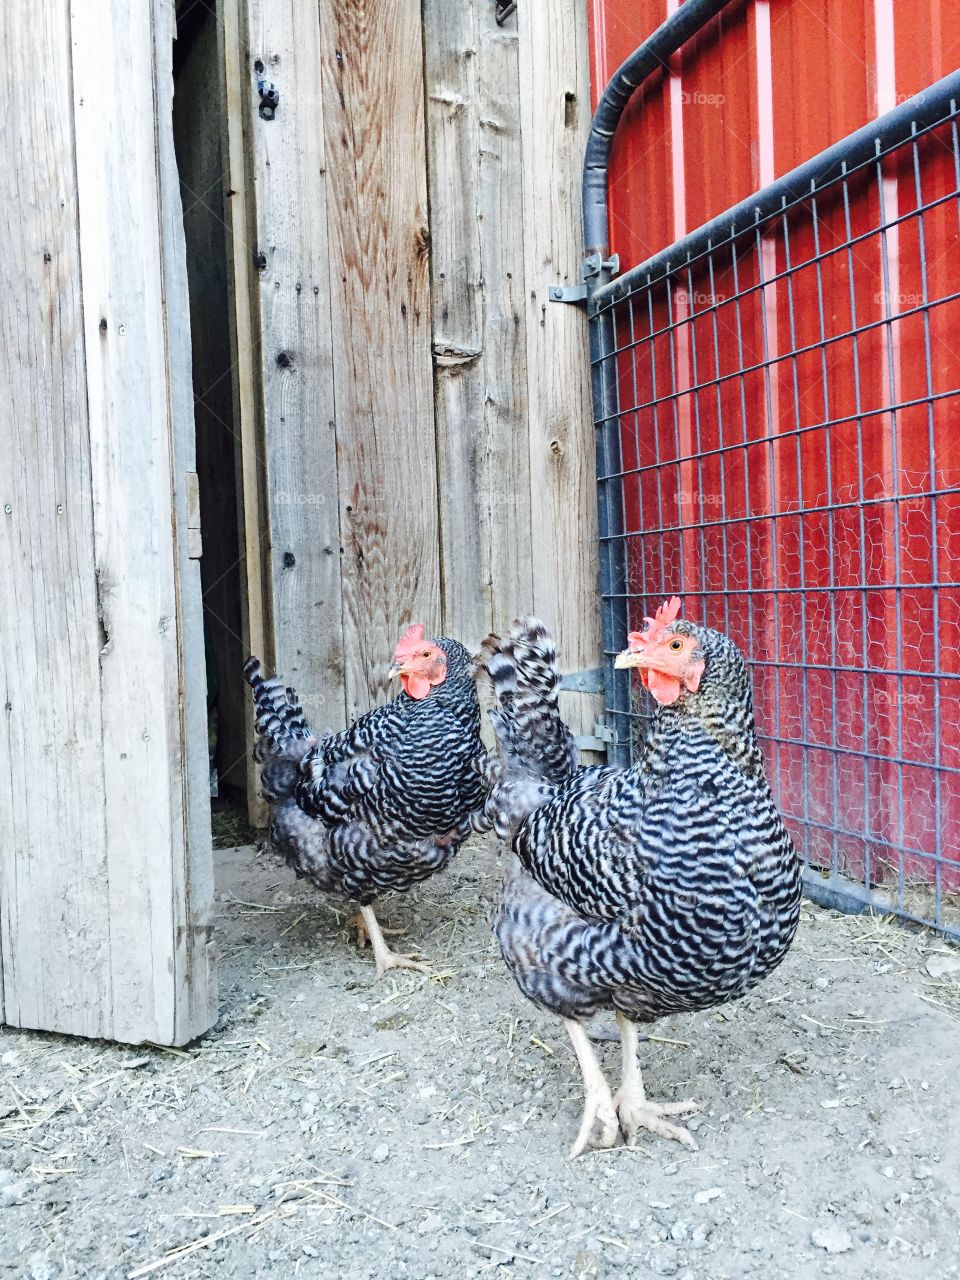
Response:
[372,950,432,980]
[570,1082,620,1158]
[345,911,402,949]
[613,1011,700,1148]
[614,1088,700,1150]
[357,904,431,981]
[564,1019,619,1157]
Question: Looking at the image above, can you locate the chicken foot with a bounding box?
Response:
[565,1020,619,1157]
[350,905,431,980]
[613,1011,700,1149]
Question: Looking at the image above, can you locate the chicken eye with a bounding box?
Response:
[669,638,684,652]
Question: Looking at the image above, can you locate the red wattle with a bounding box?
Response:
[401,673,433,700]
[646,668,682,705]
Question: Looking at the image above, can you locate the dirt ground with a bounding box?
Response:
[2,834,960,1280]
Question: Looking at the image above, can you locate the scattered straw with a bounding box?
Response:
[529,1203,570,1227]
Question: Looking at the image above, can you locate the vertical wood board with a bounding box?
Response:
[0,0,215,1044]
[244,0,347,735]
[71,0,213,1043]
[0,0,112,1035]
[318,0,441,718]
[424,0,533,650]
[158,0,217,1041]
[517,0,603,747]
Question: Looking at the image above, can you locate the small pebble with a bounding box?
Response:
[693,1188,723,1204]
[924,952,960,979]
[811,1223,854,1254]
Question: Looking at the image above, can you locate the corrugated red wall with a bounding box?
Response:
[587,0,960,898]
[589,0,959,261]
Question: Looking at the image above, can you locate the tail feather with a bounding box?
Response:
[243,657,317,803]
[478,619,578,838]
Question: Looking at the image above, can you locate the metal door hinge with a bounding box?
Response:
[559,667,604,694]
[549,282,587,305]
[549,253,619,306]
[495,1,517,24]
[574,719,617,754]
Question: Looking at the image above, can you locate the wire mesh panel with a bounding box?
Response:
[590,88,960,938]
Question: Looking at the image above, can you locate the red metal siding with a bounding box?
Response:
[588,0,960,896]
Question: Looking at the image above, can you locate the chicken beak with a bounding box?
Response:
[614,648,649,670]
[388,663,403,679]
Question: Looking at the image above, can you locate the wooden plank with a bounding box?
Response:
[71,0,209,1043]
[424,0,533,649]
[0,0,112,1036]
[220,0,271,824]
[318,0,441,718]
[516,0,603,752]
[157,0,217,1042]
[185,473,202,560]
[244,0,347,736]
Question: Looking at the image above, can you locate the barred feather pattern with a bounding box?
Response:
[243,639,486,905]
[475,620,582,841]
[487,620,802,1025]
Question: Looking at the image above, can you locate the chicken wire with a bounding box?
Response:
[587,64,960,938]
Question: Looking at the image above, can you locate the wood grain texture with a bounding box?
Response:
[245,0,347,737]
[157,0,217,1042]
[516,0,603,750]
[424,0,533,650]
[0,0,112,1035]
[318,0,441,720]
[0,0,214,1043]
[72,0,213,1043]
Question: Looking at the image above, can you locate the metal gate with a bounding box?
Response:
[579,0,960,937]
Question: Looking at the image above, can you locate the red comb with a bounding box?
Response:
[394,623,426,662]
[627,596,682,651]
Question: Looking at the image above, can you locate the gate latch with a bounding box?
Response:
[549,252,620,306]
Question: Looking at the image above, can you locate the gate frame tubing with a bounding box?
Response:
[581,1,960,937]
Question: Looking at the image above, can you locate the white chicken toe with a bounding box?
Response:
[614,1087,700,1149]
[570,1083,620,1158]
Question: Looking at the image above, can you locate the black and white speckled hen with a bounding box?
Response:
[244,625,485,978]
[480,599,802,1155]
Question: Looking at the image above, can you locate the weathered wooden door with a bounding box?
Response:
[0,0,215,1044]
[221,0,604,797]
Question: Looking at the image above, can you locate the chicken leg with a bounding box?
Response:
[613,1011,700,1149]
[352,904,431,981]
[565,1020,619,1157]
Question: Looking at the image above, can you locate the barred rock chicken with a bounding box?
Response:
[479,599,802,1155]
[244,625,485,978]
